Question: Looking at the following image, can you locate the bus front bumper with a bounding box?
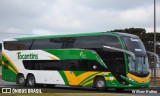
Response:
[120,75,150,88]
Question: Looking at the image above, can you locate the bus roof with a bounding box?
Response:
[4,32,137,41]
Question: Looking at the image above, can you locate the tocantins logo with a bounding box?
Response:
[17,52,38,59]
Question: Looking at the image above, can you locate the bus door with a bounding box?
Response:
[110,57,126,84]
[105,55,126,84]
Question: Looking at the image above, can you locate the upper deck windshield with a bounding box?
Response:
[121,36,149,77]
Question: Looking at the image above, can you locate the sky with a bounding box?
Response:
[0,0,160,43]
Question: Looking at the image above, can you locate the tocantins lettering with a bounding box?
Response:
[17,52,38,59]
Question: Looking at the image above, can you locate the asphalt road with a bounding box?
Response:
[0,81,160,96]
[0,73,160,95]
[0,81,131,93]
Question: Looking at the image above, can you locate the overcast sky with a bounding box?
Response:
[0,0,160,43]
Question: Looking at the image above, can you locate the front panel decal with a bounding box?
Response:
[2,52,19,74]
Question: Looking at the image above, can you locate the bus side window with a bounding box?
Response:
[17,44,25,50]
[4,42,25,50]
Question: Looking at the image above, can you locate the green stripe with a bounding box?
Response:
[2,56,18,73]
[81,77,94,86]
[73,71,86,77]
[58,71,69,85]
[85,83,93,87]
[79,72,101,86]
[82,72,113,86]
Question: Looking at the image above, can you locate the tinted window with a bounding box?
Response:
[39,60,61,70]
[73,35,121,49]
[103,36,121,48]
[73,36,102,48]
[50,38,74,48]
[4,35,121,50]
[23,60,61,70]
[86,60,107,71]
[60,60,79,70]
[23,60,107,71]
[4,40,33,50]
[31,39,62,49]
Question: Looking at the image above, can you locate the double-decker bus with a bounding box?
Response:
[1,32,150,90]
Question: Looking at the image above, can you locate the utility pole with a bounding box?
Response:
[153,0,156,80]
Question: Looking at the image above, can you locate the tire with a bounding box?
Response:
[94,77,106,91]
[27,75,36,87]
[17,74,26,86]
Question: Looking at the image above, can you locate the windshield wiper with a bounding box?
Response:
[103,46,136,61]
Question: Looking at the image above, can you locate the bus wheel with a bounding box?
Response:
[94,77,106,91]
[17,74,26,86]
[27,75,36,87]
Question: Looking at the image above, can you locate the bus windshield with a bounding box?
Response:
[122,36,146,56]
[128,56,149,77]
[122,36,149,77]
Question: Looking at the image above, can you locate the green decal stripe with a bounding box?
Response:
[73,71,87,77]
[82,72,113,86]
[79,72,101,86]
[2,61,18,74]
[58,71,69,85]
[2,55,18,74]
[85,83,93,87]
[81,77,94,86]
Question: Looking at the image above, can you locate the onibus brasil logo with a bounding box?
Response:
[17,52,38,59]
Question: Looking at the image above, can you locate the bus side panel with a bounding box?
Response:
[2,64,17,82]
[26,70,65,85]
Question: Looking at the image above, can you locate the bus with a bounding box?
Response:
[1,32,150,90]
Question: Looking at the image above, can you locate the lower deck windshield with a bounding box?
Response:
[122,36,149,77]
[128,56,149,77]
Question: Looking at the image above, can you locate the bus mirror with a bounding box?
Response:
[103,46,136,61]
[147,51,160,64]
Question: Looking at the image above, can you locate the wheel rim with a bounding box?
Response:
[19,77,25,84]
[97,80,105,88]
[29,77,35,86]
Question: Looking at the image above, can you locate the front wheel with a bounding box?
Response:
[94,77,106,91]
[27,75,36,87]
